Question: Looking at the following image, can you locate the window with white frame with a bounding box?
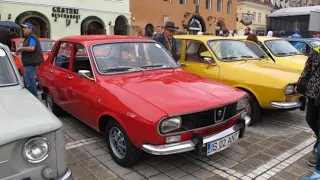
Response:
[194,0,200,5]
[253,12,256,22]
[163,0,172,2]
[180,0,186,4]
[258,13,261,22]
[217,0,223,12]
[206,0,212,9]
[227,0,232,14]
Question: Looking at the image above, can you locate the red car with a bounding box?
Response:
[10,38,55,76]
[37,35,251,166]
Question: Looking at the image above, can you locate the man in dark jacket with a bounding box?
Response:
[152,21,178,61]
[16,22,44,97]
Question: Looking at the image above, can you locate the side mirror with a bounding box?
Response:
[204,57,216,69]
[78,70,94,81]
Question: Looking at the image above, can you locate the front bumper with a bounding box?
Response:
[58,168,72,180]
[270,101,302,109]
[142,116,251,156]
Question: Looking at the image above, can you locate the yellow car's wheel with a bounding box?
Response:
[248,95,261,125]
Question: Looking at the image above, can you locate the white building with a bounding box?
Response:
[0,0,131,40]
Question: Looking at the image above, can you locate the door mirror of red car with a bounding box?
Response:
[78,70,94,81]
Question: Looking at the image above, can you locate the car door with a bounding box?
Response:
[66,43,100,126]
[47,41,74,110]
[178,39,220,79]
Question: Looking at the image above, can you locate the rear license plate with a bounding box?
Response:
[206,131,239,156]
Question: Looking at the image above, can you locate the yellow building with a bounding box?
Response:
[236,0,273,35]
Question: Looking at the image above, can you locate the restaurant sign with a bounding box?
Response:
[52,7,81,20]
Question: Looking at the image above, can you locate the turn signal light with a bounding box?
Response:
[165,135,181,144]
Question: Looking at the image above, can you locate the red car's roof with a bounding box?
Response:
[59,35,155,45]
[12,38,55,42]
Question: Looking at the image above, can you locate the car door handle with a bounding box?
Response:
[65,75,73,80]
[48,69,53,73]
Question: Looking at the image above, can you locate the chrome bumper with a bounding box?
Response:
[142,116,251,155]
[58,168,72,180]
[270,101,302,109]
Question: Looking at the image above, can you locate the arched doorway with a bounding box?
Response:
[114,16,128,35]
[15,11,50,38]
[145,24,154,37]
[81,16,105,35]
[187,15,206,35]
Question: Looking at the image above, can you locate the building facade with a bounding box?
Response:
[0,0,131,40]
[130,0,237,36]
[236,0,274,35]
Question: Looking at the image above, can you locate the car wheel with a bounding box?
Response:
[45,91,64,116]
[105,120,142,167]
[247,95,261,125]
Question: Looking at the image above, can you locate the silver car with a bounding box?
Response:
[0,43,71,180]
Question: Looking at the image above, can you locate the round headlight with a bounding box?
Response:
[285,85,295,95]
[237,97,248,111]
[23,137,50,163]
[160,117,182,134]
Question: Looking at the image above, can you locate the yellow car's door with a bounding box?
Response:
[178,39,220,80]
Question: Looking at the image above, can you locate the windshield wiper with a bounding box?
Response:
[140,64,166,69]
[241,55,254,58]
[221,56,239,60]
[288,52,299,55]
[275,52,287,55]
[102,66,143,73]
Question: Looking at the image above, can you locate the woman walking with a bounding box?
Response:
[301,46,320,180]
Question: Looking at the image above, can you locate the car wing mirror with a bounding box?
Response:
[204,57,216,69]
[178,61,189,67]
[78,70,94,81]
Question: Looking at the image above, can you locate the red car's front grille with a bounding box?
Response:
[179,102,238,131]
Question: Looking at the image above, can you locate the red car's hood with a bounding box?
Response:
[104,69,246,116]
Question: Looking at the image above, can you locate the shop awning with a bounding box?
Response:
[268,5,320,17]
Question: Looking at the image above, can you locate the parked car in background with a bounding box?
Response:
[286,38,320,55]
[233,36,307,71]
[37,35,251,166]
[10,38,55,76]
[175,35,303,124]
[0,43,71,180]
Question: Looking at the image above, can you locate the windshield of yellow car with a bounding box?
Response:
[208,40,259,61]
[92,42,178,74]
[0,48,19,87]
[264,40,301,57]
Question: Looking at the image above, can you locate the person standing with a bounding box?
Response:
[299,46,320,180]
[152,26,162,38]
[152,21,178,61]
[221,29,230,37]
[244,27,251,35]
[247,33,259,44]
[288,29,302,38]
[16,22,44,97]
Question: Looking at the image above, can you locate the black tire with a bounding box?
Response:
[44,90,64,116]
[248,94,261,126]
[105,120,142,167]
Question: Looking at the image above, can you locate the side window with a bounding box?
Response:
[54,42,72,70]
[186,40,210,63]
[258,42,269,54]
[244,41,266,58]
[176,39,182,59]
[73,44,92,76]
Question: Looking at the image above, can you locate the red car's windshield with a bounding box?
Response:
[92,42,178,74]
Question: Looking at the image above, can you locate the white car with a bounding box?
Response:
[0,43,71,180]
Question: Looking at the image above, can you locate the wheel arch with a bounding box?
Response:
[235,86,261,107]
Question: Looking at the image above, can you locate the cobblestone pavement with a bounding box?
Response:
[60,109,316,180]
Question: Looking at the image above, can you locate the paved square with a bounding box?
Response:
[60,109,316,180]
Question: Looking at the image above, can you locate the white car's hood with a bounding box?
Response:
[0,88,62,146]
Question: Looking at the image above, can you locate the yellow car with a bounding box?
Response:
[174,35,304,124]
[233,36,307,71]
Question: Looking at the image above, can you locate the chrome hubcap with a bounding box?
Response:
[46,93,53,111]
[109,127,126,159]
